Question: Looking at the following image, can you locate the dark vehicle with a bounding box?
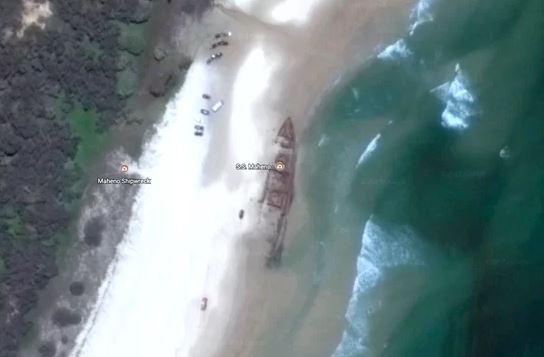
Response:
[200,297,208,311]
[214,32,231,39]
[211,40,229,50]
[194,125,204,137]
[200,109,210,115]
[202,94,211,99]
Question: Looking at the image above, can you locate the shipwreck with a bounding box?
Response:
[259,117,296,267]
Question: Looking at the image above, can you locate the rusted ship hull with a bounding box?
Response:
[259,117,296,267]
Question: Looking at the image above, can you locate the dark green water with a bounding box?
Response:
[301,0,544,355]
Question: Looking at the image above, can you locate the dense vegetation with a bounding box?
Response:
[0,1,156,355]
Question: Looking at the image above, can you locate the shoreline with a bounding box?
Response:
[189,1,416,356]
[26,0,419,356]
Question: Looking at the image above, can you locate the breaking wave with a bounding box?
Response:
[356,134,381,168]
[332,216,425,356]
[377,0,438,61]
[434,64,479,130]
[376,39,413,61]
[409,0,435,35]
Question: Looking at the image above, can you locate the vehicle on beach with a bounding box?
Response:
[214,31,231,39]
[205,52,223,65]
[194,125,204,137]
[211,100,224,112]
[200,297,208,311]
[200,109,210,115]
[211,40,229,49]
[202,93,210,99]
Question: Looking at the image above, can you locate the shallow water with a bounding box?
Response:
[298,0,544,355]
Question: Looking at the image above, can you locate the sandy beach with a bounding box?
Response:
[62,1,416,356]
[184,0,416,356]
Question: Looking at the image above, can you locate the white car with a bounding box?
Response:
[212,100,224,112]
[214,32,232,39]
[206,53,222,65]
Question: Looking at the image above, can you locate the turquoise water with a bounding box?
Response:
[302,0,544,355]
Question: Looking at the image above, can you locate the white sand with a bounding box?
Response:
[268,0,319,25]
[215,0,323,27]
[69,0,414,356]
[68,2,311,357]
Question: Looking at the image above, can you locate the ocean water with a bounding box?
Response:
[299,0,544,355]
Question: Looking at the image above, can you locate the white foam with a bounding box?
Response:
[409,0,435,35]
[376,0,436,60]
[351,87,360,101]
[332,216,425,356]
[499,146,511,159]
[377,39,413,61]
[356,134,381,167]
[439,64,478,130]
[430,81,450,100]
[356,217,424,289]
[318,134,329,147]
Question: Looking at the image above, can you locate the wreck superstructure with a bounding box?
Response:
[259,117,296,267]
